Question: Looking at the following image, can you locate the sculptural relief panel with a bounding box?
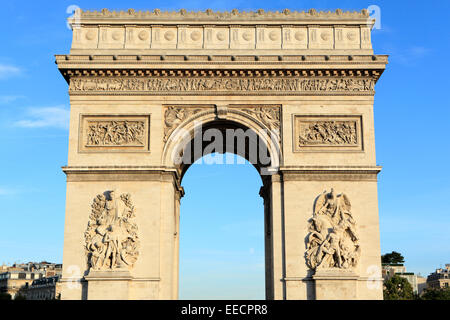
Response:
[305,189,360,272]
[163,106,205,142]
[79,114,150,152]
[293,115,363,152]
[84,190,140,272]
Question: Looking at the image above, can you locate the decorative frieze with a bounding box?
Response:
[84,190,140,272]
[305,189,360,272]
[77,8,370,20]
[70,77,375,95]
[294,115,362,152]
[80,115,150,152]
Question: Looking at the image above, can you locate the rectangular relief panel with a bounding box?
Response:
[293,115,363,152]
[79,114,150,153]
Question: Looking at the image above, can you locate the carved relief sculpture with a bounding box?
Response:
[164,106,203,142]
[86,120,145,147]
[70,77,375,94]
[305,189,360,271]
[299,121,357,146]
[239,106,280,132]
[84,191,140,271]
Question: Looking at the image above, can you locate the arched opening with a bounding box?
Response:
[165,116,279,299]
[179,153,265,299]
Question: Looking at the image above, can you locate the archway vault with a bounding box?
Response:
[161,105,282,180]
[57,8,387,300]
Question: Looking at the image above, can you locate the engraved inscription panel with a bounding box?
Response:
[294,115,362,152]
[79,115,150,152]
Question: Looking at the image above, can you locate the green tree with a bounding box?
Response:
[421,287,450,300]
[383,275,414,300]
[381,251,405,264]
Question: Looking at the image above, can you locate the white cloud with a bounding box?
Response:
[15,105,70,130]
[0,64,21,79]
[386,45,431,65]
[0,187,16,196]
[0,95,23,104]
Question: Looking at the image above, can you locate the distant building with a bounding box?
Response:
[382,263,425,295]
[23,275,62,300]
[417,276,427,294]
[427,264,450,289]
[0,262,62,299]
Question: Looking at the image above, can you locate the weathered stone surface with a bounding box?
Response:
[58,7,386,300]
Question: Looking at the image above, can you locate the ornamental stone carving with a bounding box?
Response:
[70,77,375,94]
[86,120,145,147]
[80,115,150,152]
[84,191,140,271]
[239,106,280,132]
[305,189,360,271]
[77,8,370,20]
[299,121,357,146]
[164,106,203,142]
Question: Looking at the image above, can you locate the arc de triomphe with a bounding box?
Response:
[56,8,387,300]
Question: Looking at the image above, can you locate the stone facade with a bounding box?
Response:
[427,264,450,289]
[0,262,62,299]
[57,8,387,300]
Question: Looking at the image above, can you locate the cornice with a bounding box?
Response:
[55,54,387,83]
[279,165,382,181]
[73,8,373,25]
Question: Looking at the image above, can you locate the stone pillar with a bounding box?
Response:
[260,179,273,300]
[158,173,178,299]
[269,173,286,299]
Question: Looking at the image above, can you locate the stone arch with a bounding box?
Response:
[57,7,386,301]
[162,107,282,180]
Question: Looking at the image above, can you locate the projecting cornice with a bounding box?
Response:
[56,54,387,83]
[73,8,372,24]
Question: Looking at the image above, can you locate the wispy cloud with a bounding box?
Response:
[0,63,21,79]
[386,45,431,65]
[0,95,24,104]
[0,187,17,196]
[14,105,70,130]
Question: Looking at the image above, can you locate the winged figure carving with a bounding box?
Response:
[306,189,360,271]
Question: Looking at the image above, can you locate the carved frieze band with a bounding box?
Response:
[79,115,150,152]
[70,77,375,95]
[294,115,362,152]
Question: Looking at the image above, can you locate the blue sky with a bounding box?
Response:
[0,0,449,299]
